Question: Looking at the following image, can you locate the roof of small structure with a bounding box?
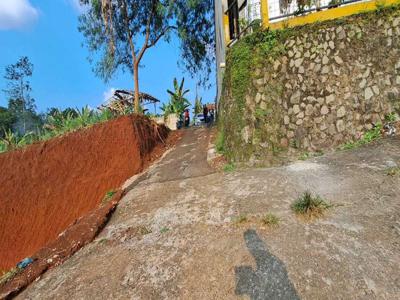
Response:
[99,89,160,113]
[112,90,160,104]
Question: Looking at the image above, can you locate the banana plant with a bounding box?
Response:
[166,77,191,120]
[0,129,33,151]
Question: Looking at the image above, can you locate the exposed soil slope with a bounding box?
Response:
[0,115,169,271]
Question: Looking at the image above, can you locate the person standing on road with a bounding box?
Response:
[203,105,209,124]
[184,109,190,127]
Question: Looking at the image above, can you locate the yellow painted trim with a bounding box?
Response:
[223,14,231,45]
[260,0,270,27]
[263,0,400,30]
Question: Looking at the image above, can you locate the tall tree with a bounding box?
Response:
[3,56,38,134]
[0,106,16,138]
[78,0,214,113]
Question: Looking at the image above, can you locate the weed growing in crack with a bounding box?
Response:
[97,238,108,244]
[292,191,331,217]
[233,214,248,225]
[386,167,400,176]
[160,227,170,234]
[340,124,382,150]
[102,190,116,203]
[223,163,236,172]
[137,226,152,236]
[261,213,280,227]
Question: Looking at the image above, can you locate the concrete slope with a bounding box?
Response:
[18,130,400,299]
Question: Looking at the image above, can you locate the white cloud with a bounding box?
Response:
[103,88,116,103]
[68,0,87,14]
[0,0,39,30]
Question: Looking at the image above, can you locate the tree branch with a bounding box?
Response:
[136,0,157,64]
[146,25,177,49]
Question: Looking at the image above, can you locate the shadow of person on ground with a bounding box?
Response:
[235,229,300,300]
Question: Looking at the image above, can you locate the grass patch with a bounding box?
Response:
[299,151,324,161]
[291,191,331,217]
[102,190,116,203]
[223,163,236,172]
[137,226,152,236]
[160,227,170,234]
[215,131,225,154]
[97,238,108,244]
[386,167,400,176]
[0,268,20,285]
[232,214,248,225]
[261,213,280,227]
[340,124,382,150]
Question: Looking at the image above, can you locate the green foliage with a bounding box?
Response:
[0,106,119,154]
[291,191,331,216]
[227,42,252,110]
[0,106,16,138]
[341,124,382,150]
[160,227,170,234]
[261,213,280,226]
[102,190,117,203]
[385,112,397,122]
[298,150,323,161]
[3,56,40,135]
[255,108,271,119]
[0,268,20,286]
[163,77,191,119]
[0,129,33,152]
[386,167,400,176]
[194,96,203,115]
[79,0,215,89]
[215,131,225,154]
[223,163,236,172]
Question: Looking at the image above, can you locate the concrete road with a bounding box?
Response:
[18,128,400,299]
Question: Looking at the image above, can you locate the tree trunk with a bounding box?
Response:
[133,62,140,113]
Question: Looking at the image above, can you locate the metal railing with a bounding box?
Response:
[268,0,366,22]
[225,0,370,42]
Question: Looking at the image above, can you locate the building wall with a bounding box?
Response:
[215,0,227,106]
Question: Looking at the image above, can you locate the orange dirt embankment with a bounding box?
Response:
[0,115,169,271]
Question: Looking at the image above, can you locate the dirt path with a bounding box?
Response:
[18,129,400,299]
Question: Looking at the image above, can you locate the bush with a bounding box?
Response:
[292,191,331,216]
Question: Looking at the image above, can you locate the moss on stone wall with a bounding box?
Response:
[220,5,400,164]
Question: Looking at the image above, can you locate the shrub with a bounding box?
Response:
[292,191,331,217]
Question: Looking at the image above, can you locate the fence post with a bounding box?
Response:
[260,0,270,28]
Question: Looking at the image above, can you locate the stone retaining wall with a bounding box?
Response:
[220,6,400,163]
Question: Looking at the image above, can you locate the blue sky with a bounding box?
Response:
[0,0,215,114]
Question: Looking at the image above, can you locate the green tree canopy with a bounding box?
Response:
[3,56,40,134]
[0,106,16,138]
[78,0,214,112]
